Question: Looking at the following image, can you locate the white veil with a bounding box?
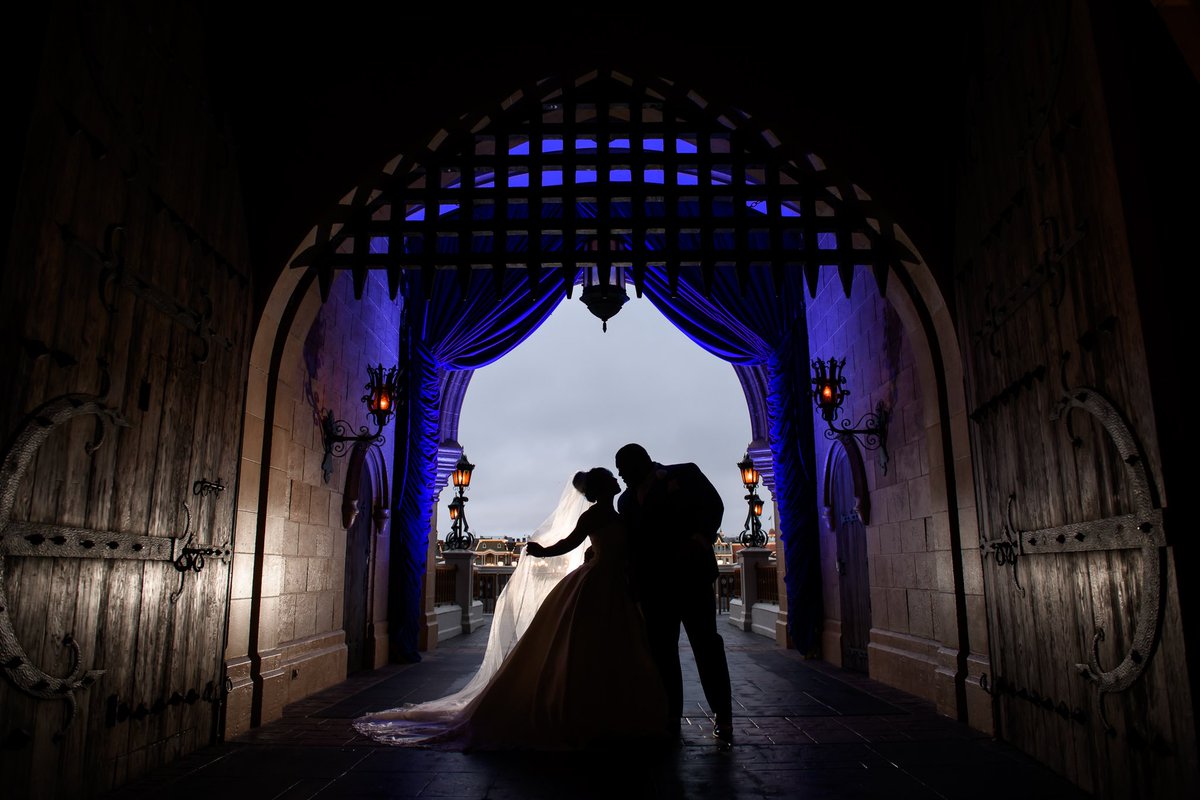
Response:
[355,477,590,739]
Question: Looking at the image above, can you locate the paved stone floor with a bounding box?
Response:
[104,619,1090,799]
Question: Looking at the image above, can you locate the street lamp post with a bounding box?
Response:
[737,454,767,548]
[444,453,476,551]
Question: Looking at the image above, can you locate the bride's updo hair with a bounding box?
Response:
[573,467,619,502]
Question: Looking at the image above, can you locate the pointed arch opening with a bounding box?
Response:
[232,66,980,734]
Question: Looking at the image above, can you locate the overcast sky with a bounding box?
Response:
[436,291,765,541]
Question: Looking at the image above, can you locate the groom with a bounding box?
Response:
[615,443,734,746]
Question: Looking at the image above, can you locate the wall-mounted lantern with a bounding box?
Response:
[321,363,400,483]
[811,357,890,473]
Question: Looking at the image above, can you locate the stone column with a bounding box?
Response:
[421,440,465,650]
[441,550,482,634]
[731,547,772,632]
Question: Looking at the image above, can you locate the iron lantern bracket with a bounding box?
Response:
[823,401,891,474]
[320,410,385,483]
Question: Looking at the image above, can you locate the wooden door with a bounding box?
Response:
[832,449,871,673]
[343,474,373,673]
[953,3,1194,797]
[0,5,253,795]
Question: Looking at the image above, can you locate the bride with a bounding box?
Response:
[354,467,669,749]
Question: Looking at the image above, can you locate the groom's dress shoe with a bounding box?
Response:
[713,718,734,749]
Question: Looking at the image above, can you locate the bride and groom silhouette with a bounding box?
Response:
[355,443,734,750]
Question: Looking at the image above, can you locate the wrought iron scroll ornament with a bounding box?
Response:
[105,677,228,728]
[0,396,123,738]
[980,493,1025,597]
[177,482,233,601]
[982,383,1166,731]
[59,222,233,365]
[168,502,232,604]
[192,478,226,497]
[321,412,386,484]
[970,216,1088,358]
[0,395,232,736]
[822,402,891,474]
[811,358,892,473]
[320,364,400,484]
[1052,388,1165,714]
[979,672,1089,725]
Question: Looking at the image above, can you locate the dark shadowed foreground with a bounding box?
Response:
[102,620,1087,800]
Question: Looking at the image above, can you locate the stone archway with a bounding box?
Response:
[233,66,982,733]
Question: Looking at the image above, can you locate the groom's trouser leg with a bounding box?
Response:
[679,580,733,720]
[642,600,684,726]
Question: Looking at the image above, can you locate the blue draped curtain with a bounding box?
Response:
[640,265,823,654]
[390,269,568,660]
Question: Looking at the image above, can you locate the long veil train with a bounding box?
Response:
[355,478,590,742]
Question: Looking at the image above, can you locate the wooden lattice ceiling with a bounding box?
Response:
[292,69,917,301]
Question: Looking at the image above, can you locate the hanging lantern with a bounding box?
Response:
[448,495,463,521]
[737,454,760,490]
[811,357,849,423]
[579,237,629,332]
[363,363,400,428]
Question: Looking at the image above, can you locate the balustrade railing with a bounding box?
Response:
[473,568,514,614]
[434,564,458,606]
[716,566,740,613]
[755,564,779,604]
[459,560,756,617]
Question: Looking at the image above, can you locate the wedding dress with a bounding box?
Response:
[354,480,668,749]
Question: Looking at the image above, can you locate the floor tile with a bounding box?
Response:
[103,617,1089,800]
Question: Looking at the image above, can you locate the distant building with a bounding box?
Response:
[474,538,517,567]
[714,533,777,564]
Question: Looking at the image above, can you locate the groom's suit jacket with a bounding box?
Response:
[621,461,724,600]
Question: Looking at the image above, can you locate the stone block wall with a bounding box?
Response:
[806,267,985,721]
[227,270,399,733]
